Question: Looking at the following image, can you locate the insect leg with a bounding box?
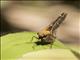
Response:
[54,30,56,36]
[48,42,53,49]
[30,36,38,42]
[32,43,37,50]
[53,30,57,39]
[31,36,39,50]
[49,35,56,48]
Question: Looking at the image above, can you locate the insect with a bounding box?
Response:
[31,12,67,48]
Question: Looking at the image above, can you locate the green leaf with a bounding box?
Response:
[1,32,79,60]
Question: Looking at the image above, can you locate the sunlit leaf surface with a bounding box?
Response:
[1,32,79,60]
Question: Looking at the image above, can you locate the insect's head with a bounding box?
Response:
[37,32,43,37]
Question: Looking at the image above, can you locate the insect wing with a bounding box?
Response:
[51,13,67,33]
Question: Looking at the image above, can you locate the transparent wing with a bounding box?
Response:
[51,12,67,33]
